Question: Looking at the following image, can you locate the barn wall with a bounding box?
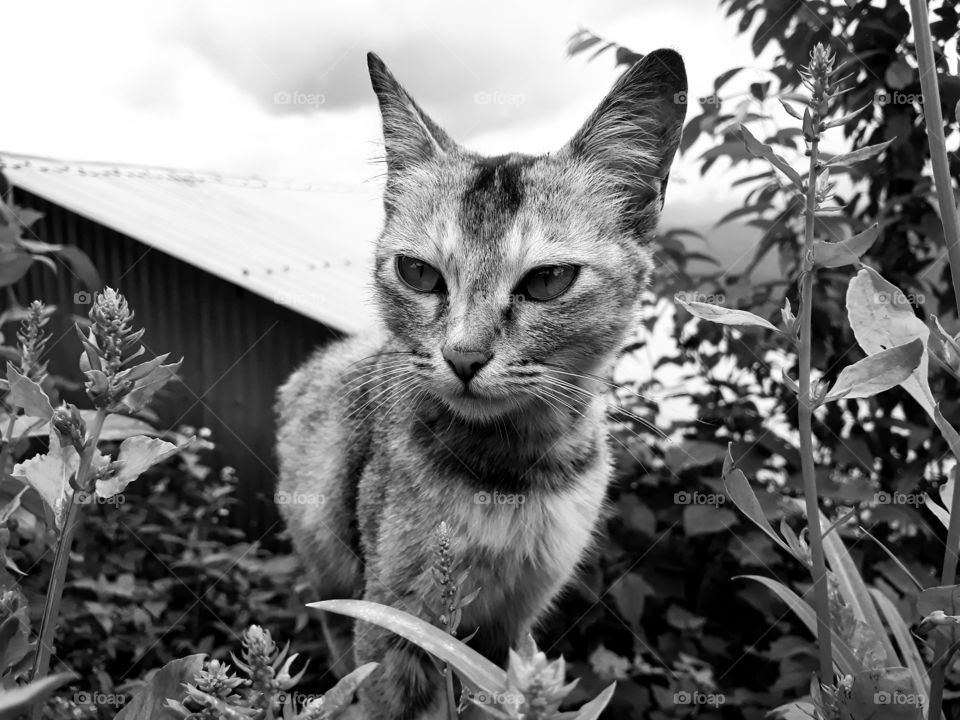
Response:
[9,189,340,539]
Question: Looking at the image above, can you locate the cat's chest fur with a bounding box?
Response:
[359,397,611,643]
[449,459,610,631]
[450,458,609,580]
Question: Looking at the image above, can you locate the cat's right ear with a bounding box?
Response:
[367,52,457,178]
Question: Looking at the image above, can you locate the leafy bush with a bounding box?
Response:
[556,1,960,717]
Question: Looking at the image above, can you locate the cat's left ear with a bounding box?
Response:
[367,52,458,178]
[567,49,687,212]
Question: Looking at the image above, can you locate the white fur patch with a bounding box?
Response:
[451,456,609,585]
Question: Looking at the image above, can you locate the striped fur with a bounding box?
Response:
[276,50,686,719]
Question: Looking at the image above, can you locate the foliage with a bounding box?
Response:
[559,0,960,717]
[0,283,364,718]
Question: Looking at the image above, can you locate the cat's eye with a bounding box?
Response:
[518,265,579,301]
[396,255,445,293]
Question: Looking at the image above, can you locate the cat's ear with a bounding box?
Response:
[567,49,687,211]
[367,52,457,177]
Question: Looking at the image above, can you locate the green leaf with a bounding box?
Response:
[96,436,189,498]
[53,245,101,292]
[846,269,960,459]
[310,599,507,694]
[769,701,818,720]
[713,67,743,93]
[120,354,171,383]
[812,501,897,667]
[841,667,924,719]
[675,297,780,332]
[314,662,379,717]
[11,434,79,529]
[825,139,894,168]
[0,673,76,716]
[5,363,53,421]
[682,504,738,536]
[722,446,797,560]
[871,589,928,701]
[609,572,654,627]
[0,251,34,288]
[13,208,43,230]
[0,602,32,678]
[930,315,960,380]
[802,107,814,138]
[846,268,934,415]
[917,584,960,643]
[779,98,802,120]
[166,691,257,719]
[114,654,205,720]
[925,474,955,530]
[822,102,872,130]
[98,414,160,441]
[119,359,181,413]
[812,224,879,268]
[823,338,924,402]
[740,575,862,675]
[566,683,616,720]
[740,125,803,189]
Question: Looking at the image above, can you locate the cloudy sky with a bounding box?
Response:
[0,0,772,228]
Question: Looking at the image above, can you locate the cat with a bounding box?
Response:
[276,49,686,719]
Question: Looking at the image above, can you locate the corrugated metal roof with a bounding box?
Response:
[0,152,384,333]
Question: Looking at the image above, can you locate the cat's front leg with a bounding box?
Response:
[353,591,445,720]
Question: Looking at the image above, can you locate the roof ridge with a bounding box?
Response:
[0,151,374,194]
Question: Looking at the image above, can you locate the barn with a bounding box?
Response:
[0,152,383,536]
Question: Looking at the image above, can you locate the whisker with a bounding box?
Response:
[340,361,416,397]
[537,384,587,420]
[355,372,420,428]
[347,369,419,422]
[542,372,669,442]
[544,366,663,406]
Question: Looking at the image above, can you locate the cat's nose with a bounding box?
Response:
[442,347,493,384]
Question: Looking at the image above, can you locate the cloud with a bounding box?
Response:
[0,0,764,224]
[169,0,654,138]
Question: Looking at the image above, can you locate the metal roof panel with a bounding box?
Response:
[0,153,384,333]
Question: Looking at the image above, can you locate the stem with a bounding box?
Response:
[0,410,19,475]
[444,665,457,720]
[910,0,960,315]
[30,408,108,698]
[909,2,960,715]
[799,132,833,683]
